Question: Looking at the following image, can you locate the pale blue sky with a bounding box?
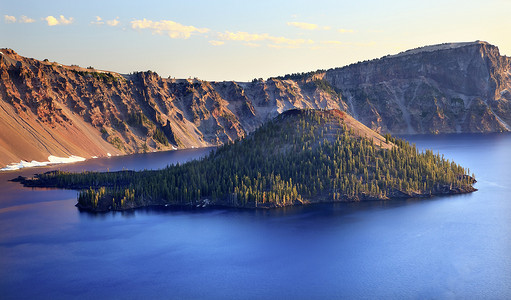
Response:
[2,0,510,81]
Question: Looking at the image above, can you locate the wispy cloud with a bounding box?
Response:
[45,15,73,26]
[131,18,209,39]
[4,15,16,23]
[287,22,319,30]
[287,22,330,31]
[20,15,35,23]
[338,28,355,33]
[5,15,37,24]
[209,40,224,46]
[218,31,313,47]
[91,16,103,25]
[92,16,120,27]
[106,18,119,27]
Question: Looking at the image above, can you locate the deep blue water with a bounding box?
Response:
[0,135,510,299]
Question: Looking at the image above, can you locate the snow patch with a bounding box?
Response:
[0,155,86,172]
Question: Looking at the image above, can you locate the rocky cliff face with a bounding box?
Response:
[1,41,510,168]
[323,41,511,133]
[0,48,342,167]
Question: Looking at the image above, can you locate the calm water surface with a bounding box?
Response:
[0,136,510,299]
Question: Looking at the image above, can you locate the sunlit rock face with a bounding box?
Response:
[0,48,344,167]
[1,41,510,167]
[323,41,511,134]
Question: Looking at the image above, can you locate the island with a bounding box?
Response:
[16,109,477,212]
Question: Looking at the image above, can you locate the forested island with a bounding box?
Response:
[17,109,476,212]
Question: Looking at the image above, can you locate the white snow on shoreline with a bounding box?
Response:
[0,155,86,172]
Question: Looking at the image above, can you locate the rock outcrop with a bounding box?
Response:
[322,41,511,133]
[1,41,510,168]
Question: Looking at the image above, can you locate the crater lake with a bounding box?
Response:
[1,134,510,299]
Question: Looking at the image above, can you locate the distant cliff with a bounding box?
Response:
[321,41,511,134]
[1,41,510,167]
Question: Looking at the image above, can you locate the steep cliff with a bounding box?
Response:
[0,49,342,167]
[322,41,511,133]
[1,41,510,168]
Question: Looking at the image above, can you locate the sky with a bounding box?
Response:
[2,0,510,81]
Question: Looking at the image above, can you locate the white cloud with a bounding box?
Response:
[92,16,119,26]
[131,18,209,39]
[58,15,73,25]
[218,31,314,47]
[209,40,224,46]
[19,15,35,23]
[45,15,73,26]
[4,15,16,23]
[338,28,355,33]
[91,16,104,25]
[45,16,59,26]
[106,18,120,27]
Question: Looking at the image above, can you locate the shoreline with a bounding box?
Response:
[0,146,215,173]
[73,186,478,213]
[0,155,88,172]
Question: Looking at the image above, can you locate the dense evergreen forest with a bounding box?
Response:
[23,109,476,211]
